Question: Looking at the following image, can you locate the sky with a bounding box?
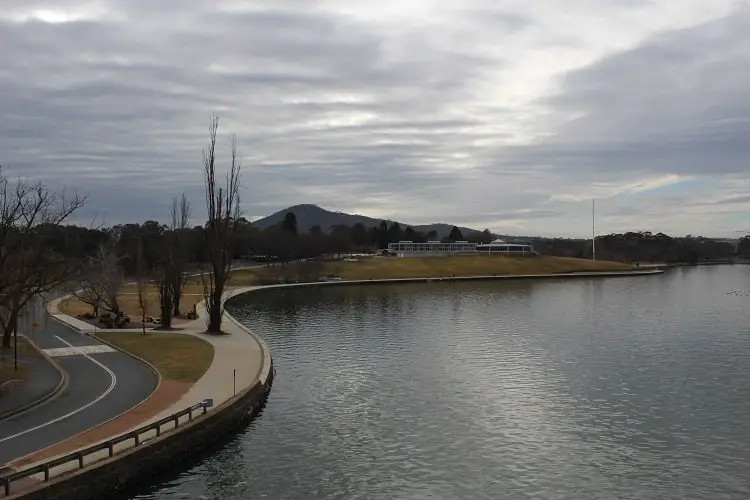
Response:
[1,0,749,238]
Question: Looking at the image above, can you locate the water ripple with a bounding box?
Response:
[133,266,750,500]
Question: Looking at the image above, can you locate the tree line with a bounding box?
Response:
[531,232,743,264]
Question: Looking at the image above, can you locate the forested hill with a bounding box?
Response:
[251,204,483,240]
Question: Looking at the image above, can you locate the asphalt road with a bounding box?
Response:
[0,316,158,465]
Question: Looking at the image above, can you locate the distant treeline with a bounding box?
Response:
[51,214,488,275]
[531,232,746,264]
[51,212,749,272]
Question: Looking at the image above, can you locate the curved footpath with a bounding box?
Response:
[0,291,270,499]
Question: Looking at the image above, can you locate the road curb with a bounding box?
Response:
[47,314,83,334]
[6,333,163,470]
[0,334,69,423]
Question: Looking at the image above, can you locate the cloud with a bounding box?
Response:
[0,0,747,237]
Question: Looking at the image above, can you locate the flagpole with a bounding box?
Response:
[592,198,596,261]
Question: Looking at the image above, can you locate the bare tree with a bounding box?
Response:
[136,238,150,335]
[156,270,174,328]
[169,193,191,317]
[73,241,124,325]
[0,170,85,348]
[201,115,241,333]
[155,194,191,329]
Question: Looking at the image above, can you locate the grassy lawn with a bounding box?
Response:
[96,332,214,383]
[230,255,632,284]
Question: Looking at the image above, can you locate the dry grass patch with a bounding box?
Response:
[59,288,206,323]
[233,255,631,284]
[96,332,214,383]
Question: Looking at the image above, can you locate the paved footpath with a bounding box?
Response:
[0,313,158,466]
[1,288,268,483]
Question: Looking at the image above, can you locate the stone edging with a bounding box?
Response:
[0,334,69,423]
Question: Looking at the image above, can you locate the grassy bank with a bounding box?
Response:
[60,255,630,319]
[231,255,632,285]
[96,332,214,383]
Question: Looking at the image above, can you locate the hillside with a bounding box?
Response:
[252,204,484,239]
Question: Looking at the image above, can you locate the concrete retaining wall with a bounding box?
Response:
[10,360,274,500]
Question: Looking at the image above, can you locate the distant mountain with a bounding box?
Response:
[251,204,485,240]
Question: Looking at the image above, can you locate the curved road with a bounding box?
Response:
[0,316,157,465]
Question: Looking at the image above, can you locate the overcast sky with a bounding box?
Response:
[1,1,749,237]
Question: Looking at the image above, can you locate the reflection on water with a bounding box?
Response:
[132,266,750,500]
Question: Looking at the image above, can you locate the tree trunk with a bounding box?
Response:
[172,284,182,317]
[207,287,223,333]
[160,290,172,329]
[1,308,18,349]
[207,301,222,332]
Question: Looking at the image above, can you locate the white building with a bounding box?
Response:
[387,239,535,256]
[476,239,535,255]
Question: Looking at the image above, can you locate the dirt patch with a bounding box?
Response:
[9,380,191,467]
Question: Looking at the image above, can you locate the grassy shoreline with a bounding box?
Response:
[61,255,630,320]
[236,255,632,284]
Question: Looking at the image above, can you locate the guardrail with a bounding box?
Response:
[1,398,214,497]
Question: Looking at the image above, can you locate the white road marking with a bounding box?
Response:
[0,336,118,444]
[42,345,116,357]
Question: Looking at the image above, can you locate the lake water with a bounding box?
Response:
[131,266,750,500]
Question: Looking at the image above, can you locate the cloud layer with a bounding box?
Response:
[1,1,748,237]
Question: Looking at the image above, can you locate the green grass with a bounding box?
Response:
[96,332,214,383]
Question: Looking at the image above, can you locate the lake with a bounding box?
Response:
[131,266,750,500]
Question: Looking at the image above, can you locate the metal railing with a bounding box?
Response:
[1,399,213,496]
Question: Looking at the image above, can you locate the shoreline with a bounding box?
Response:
[226,268,664,296]
[223,269,664,309]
